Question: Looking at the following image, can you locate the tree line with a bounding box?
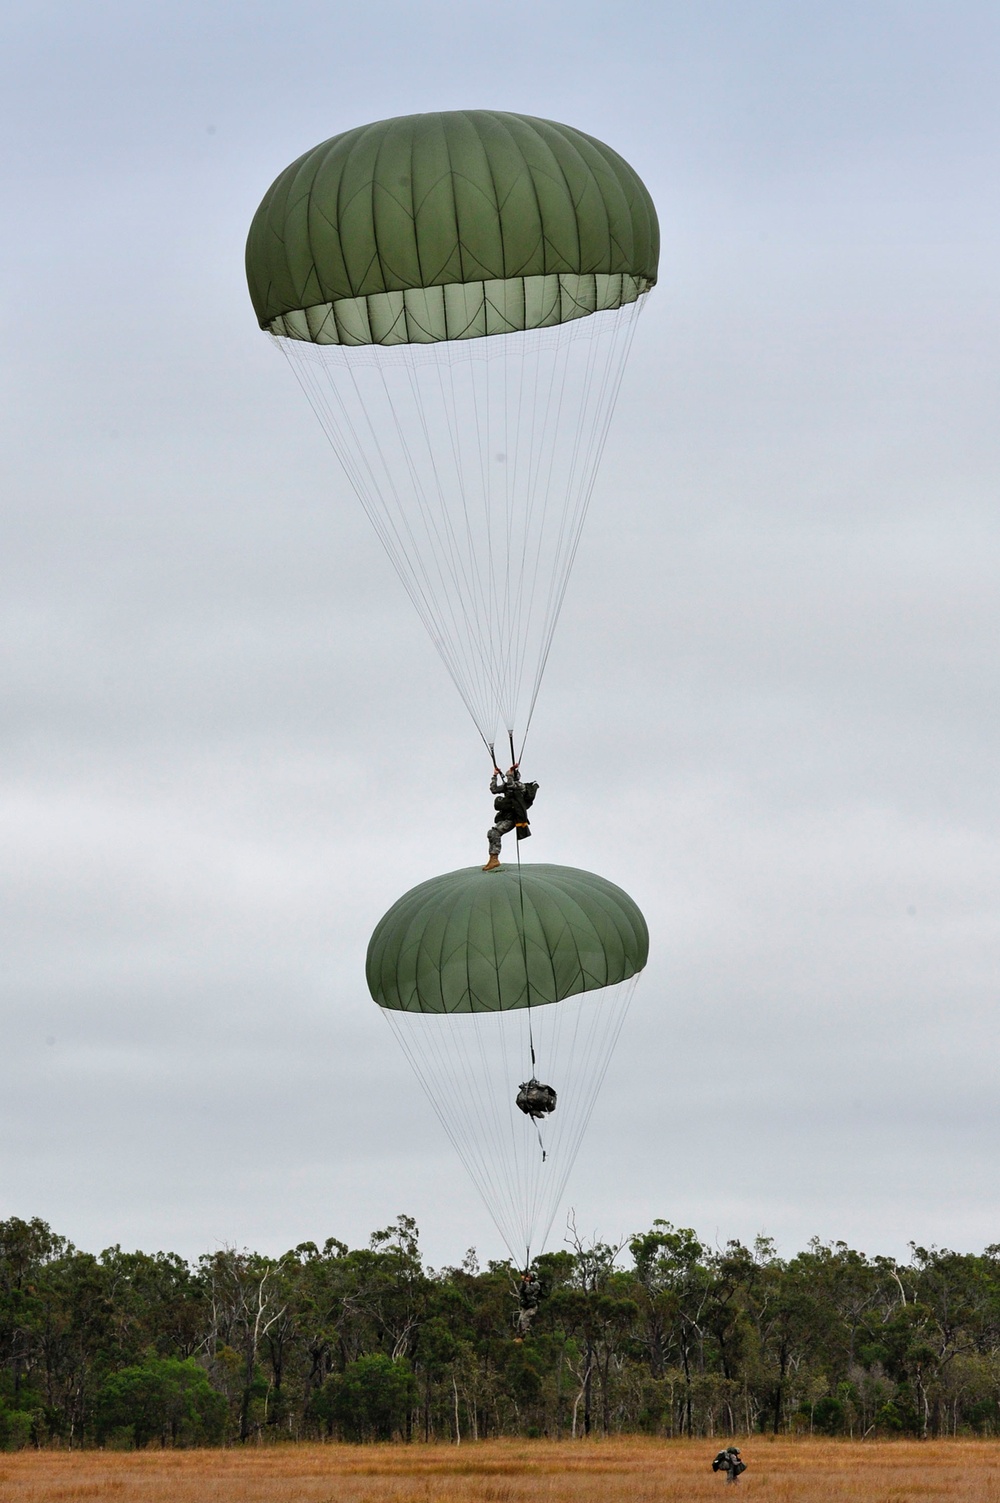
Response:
[2,1212,999,1448]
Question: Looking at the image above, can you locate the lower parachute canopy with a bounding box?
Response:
[367,863,648,1261]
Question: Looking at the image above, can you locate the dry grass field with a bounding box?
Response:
[2,1437,1000,1503]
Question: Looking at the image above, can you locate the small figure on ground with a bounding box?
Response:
[712,1447,746,1484]
[483,765,538,871]
[515,1269,541,1336]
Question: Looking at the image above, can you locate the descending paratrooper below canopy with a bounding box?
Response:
[367,863,648,1262]
[246,109,658,753]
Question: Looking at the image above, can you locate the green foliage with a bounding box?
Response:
[94,1358,226,1448]
[4,1213,1000,1445]
[0,1404,35,1450]
[326,1354,415,1441]
[811,1395,845,1434]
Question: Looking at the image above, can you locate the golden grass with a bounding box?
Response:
[2,1437,1000,1503]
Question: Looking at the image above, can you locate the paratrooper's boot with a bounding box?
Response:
[482,853,501,871]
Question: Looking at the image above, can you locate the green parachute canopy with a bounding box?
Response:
[367,863,649,1014]
[246,110,659,345]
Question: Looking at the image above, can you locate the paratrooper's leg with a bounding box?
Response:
[483,818,516,871]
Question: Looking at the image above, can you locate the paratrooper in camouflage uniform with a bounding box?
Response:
[483,767,538,870]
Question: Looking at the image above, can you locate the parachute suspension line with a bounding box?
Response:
[382,978,639,1266]
[403,350,503,726]
[371,350,500,727]
[513,840,544,1268]
[533,975,640,1255]
[390,993,528,1264]
[499,300,601,758]
[519,295,646,750]
[500,325,543,758]
[437,343,510,730]
[514,837,536,1072]
[507,304,579,737]
[473,325,516,736]
[382,1009,523,1266]
[278,340,498,737]
[499,317,540,734]
[276,300,646,749]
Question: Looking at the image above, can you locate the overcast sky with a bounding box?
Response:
[2,0,999,1269]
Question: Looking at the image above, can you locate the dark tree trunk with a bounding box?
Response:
[584,1338,593,1436]
[681,1345,693,1438]
[772,1340,788,1435]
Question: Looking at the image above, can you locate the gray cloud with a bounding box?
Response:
[1,0,998,1267]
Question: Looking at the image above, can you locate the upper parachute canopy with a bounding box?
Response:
[246,110,659,346]
[367,863,649,1014]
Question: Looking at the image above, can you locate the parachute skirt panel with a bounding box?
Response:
[368,864,649,1262]
[264,273,649,346]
